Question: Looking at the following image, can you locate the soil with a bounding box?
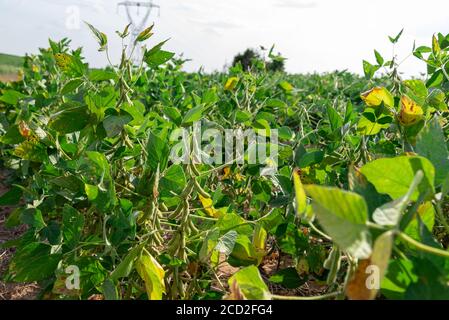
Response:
[0,74,19,83]
[0,168,40,300]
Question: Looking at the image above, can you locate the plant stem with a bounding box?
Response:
[188,214,218,222]
[397,231,449,258]
[271,291,340,301]
[308,221,332,241]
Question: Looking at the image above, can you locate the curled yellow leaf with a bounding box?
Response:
[222,167,232,179]
[135,251,165,300]
[224,77,239,91]
[293,168,307,216]
[54,53,73,71]
[360,87,394,108]
[253,225,267,252]
[198,194,222,218]
[398,95,423,126]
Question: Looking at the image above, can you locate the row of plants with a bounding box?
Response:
[0,25,449,299]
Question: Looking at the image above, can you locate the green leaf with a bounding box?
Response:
[85,22,108,51]
[278,80,294,92]
[61,79,83,95]
[49,107,91,134]
[305,185,372,259]
[147,51,174,67]
[146,132,170,171]
[199,228,220,264]
[182,106,203,125]
[269,268,303,289]
[215,230,238,256]
[202,87,219,105]
[295,144,324,168]
[327,105,343,132]
[42,221,61,245]
[20,208,46,230]
[427,89,447,111]
[381,258,417,299]
[83,152,117,211]
[389,28,404,44]
[110,245,144,281]
[266,98,287,109]
[372,171,423,226]
[413,46,431,60]
[374,50,384,66]
[427,70,444,88]
[432,34,441,55]
[102,279,118,300]
[416,117,449,186]
[144,40,174,67]
[8,243,61,282]
[4,207,21,229]
[360,156,435,201]
[404,201,435,241]
[234,110,251,123]
[159,164,186,198]
[0,90,26,105]
[229,234,261,267]
[357,110,392,136]
[85,184,99,201]
[88,69,118,82]
[103,115,132,138]
[62,205,85,250]
[404,80,428,105]
[363,60,380,79]
[162,106,182,126]
[0,186,22,206]
[135,24,154,43]
[228,266,271,300]
[1,124,25,144]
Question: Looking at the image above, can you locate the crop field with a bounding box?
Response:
[0,53,23,83]
[0,24,449,301]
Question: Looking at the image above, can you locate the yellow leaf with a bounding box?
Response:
[360,87,394,108]
[293,168,307,216]
[54,53,73,71]
[368,231,394,299]
[253,225,267,251]
[223,167,231,179]
[224,77,239,91]
[296,257,310,275]
[399,95,424,126]
[198,194,222,218]
[345,259,371,300]
[279,80,294,92]
[135,251,165,300]
[346,231,394,300]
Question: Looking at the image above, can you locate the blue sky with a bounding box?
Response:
[0,0,448,76]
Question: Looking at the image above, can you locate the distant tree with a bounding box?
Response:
[231,47,286,73]
[266,59,285,72]
[265,45,286,72]
[232,48,261,71]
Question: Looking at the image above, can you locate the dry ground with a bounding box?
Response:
[0,74,19,83]
[0,169,39,300]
